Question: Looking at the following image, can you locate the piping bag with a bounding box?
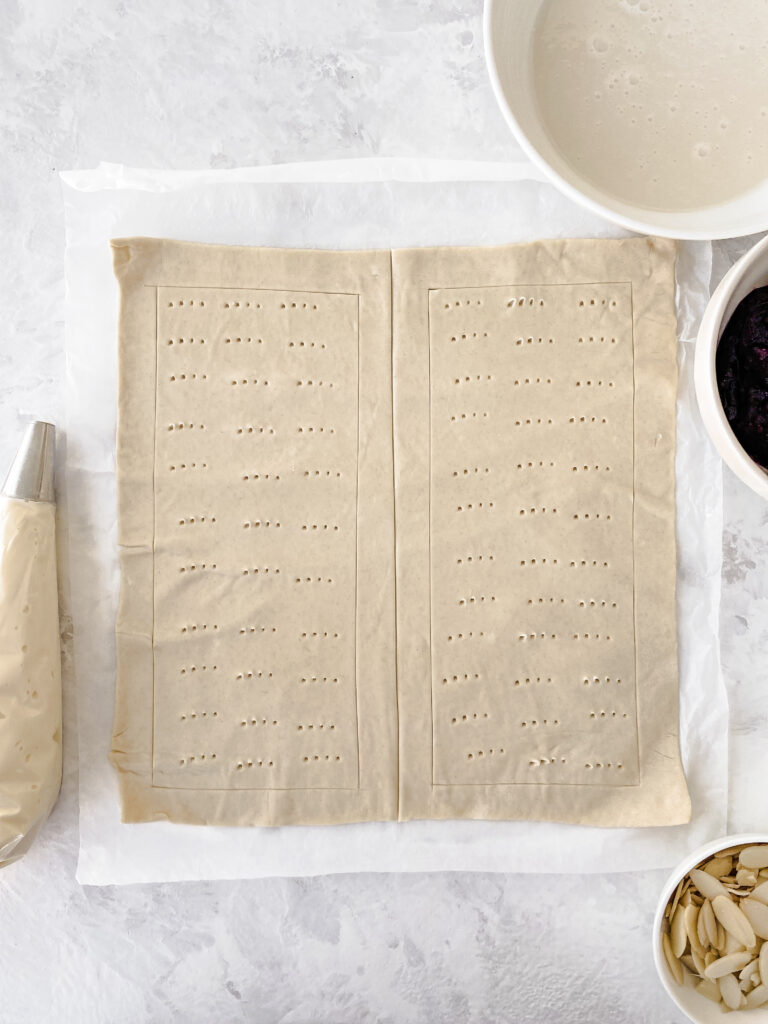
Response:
[0,422,62,867]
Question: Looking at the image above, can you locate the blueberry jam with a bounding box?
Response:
[716,286,768,471]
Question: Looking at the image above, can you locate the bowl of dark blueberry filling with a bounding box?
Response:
[695,234,768,500]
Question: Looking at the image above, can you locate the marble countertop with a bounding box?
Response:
[1,2,766,1021]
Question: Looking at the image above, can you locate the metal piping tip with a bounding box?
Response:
[2,422,55,503]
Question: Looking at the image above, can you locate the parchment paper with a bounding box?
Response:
[61,159,726,884]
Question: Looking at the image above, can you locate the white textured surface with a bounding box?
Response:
[0,2,764,1021]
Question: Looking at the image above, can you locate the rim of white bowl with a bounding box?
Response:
[694,234,768,501]
[483,0,768,241]
[652,834,768,1022]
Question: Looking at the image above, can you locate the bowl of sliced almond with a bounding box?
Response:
[654,836,768,1020]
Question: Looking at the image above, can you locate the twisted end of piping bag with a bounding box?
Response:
[2,421,55,503]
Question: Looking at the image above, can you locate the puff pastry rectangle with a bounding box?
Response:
[112,239,397,825]
[112,235,690,828]
[393,238,690,826]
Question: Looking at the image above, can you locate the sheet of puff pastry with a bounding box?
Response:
[393,237,691,827]
[111,237,397,826]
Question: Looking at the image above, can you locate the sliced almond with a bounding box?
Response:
[719,973,744,1010]
[741,898,768,941]
[704,952,754,980]
[681,953,697,973]
[718,845,748,858]
[736,868,759,888]
[691,868,729,901]
[751,881,768,906]
[709,952,754,981]
[663,931,684,985]
[682,965,698,989]
[746,984,768,1009]
[704,900,720,946]
[716,922,727,951]
[738,958,760,985]
[692,946,708,978]
[700,899,716,947]
[713,895,757,949]
[724,930,745,955]
[668,876,687,920]
[705,949,718,967]
[760,940,768,984]
[739,847,768,871]
[671,903,688,958]
[696,977,721,1003]
[685,904,703,955]
[705,856,733,877]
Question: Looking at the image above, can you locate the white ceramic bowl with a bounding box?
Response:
[694,234,768,502]
[653,834,768,1022]
[483,0,768,240]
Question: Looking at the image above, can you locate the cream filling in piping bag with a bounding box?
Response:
[0,422,62,867]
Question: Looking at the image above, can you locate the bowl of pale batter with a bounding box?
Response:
[484,0,768,239]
